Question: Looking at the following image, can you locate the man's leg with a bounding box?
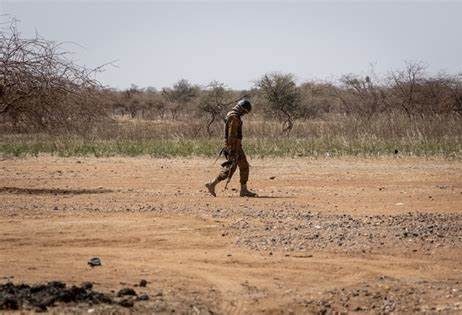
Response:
[238,153,257,197]
[205,164,229,197]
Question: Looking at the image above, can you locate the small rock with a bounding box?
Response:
[35,305,48,312]
[117,288,137,297]
[0,295,19,310]
[269,176,276,180]
[81,282,93,290]
[138,294,150,301]
[87,257,101,267]
[119,298,134,308]
[139,279,147,287]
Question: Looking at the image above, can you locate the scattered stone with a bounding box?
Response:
[119,298,134,308]
[81,282,93,290]
[117,288,137,297]
[138,294,150,301]
[88,257,101,267]
[139,279,148,287]
[270,176,276,180]
[229,210,462,253]
[0,295,19,310]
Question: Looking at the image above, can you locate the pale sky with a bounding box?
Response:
[1,1,461,90]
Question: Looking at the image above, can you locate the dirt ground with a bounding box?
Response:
[1,156,461,314]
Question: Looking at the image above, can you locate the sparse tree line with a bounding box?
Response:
[101,66,462,135]
[1,18,461,136]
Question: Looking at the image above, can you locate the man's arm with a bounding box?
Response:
[227,116,241,154]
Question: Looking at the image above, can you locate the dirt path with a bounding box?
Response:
[1,156,461,313]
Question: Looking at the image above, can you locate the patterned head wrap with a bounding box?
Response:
[229,99,251,117]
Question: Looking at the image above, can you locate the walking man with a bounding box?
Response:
[205,99,257,197]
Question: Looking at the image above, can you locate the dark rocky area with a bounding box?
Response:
[0,281,148,311]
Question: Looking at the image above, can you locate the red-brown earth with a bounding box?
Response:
[1,156,461,313]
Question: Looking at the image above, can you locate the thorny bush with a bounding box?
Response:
[0,18,108,134]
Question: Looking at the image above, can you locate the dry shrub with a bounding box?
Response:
[0,17,108,134]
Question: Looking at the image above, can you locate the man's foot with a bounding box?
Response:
[240,187,257,197]
[205,182,217,197]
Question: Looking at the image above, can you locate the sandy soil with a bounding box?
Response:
[0,156,461,314]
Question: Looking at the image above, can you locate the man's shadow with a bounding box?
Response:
[253,195,292,199]
[228,193,292,199]
[227,188,293,199]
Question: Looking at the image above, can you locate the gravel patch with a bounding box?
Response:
[226,211,462,252]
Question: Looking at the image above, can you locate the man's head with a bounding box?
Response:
[233,99,252,116]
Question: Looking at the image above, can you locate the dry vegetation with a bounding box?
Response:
[0,18,108,134]
[0,18,461,158]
